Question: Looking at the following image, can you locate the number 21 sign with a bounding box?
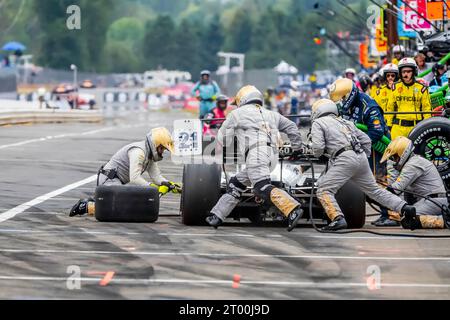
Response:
[173,119,203,156]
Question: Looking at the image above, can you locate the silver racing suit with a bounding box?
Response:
[210,103,303,221]
[389,155,448,229]
[310,115,407,221]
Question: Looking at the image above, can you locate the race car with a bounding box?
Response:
[408,115,450,190]
[180,143,366,228]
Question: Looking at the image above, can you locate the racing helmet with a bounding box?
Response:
[380,136,414,170]
[146,127,175,162]
[216,94,228,111]
[432,63,446,77]
[382,63,399,81]
[328,78,358,115]
[233,85,263,108]
[345,68,356,76]
[358,74,373,92]
[311,99,339,122]
[200,70,211,77]
[398,58,418,76]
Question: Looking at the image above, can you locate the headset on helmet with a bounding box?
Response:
[311,99,339,122]
[380,136,414,171]
[328,78,358,115]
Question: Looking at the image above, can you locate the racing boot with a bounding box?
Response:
[401,204,416,220]
[374,217,400,227]
[69,198,93,217]
[399,205,418,230]
[371,215,385,225]
[322,216,348,231]
[206,214,223,229]
[287,207,303,232]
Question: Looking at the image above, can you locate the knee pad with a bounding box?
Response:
[253,179,274,202]
[227,176,247,199]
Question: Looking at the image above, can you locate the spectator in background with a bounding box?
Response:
[2,56,10,67]
[391,45,406,65]
[264,87,276,111]
[430,63,448,88]
[344,68,362,90]
[415,53,434,83]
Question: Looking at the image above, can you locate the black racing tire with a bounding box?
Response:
[181,164,221,226]
[95,185,159,223]
[408,117,450,190]
[336,182,366,229]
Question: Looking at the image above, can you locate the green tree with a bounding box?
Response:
[142,15,176,70]
[225,10,253,54]
[104,41,140,73]
[201,15,224,72]
[173,19,201,74]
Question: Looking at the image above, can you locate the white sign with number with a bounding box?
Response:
[173,119,202,156]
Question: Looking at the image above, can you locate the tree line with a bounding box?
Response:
[1,0,369,75]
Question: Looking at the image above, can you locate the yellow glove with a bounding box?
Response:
[150,183,170,195]
[161,181,183,194]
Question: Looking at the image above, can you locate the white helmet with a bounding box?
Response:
[393,45,405,54]
[382,63,399,80]
[344,68,356,76]
[398,57,418,76]
[311,99,339,122]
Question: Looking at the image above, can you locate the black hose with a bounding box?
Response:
[306,155,450,238]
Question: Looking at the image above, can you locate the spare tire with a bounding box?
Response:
[95,185,159,223]
[336,182,366,228]
[181,164,221,226]
[408,117,450,189]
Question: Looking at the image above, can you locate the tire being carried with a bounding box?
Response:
[408,117,450,190]
[181,164,221,226]
[95,185,159,223]
[335,182,366,229]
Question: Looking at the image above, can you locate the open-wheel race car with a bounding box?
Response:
[179,142,366,229]
[409,115,450,190]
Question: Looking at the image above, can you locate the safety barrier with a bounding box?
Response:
[0,109,102,126]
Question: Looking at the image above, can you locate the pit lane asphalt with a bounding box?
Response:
[0,109,449,300]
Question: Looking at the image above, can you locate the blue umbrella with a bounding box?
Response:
[2,41,26,51]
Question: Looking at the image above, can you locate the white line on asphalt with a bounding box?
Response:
[0,226,447,240]
[0,123,149,151]
[0,128,113,150]
[0,158,105,164]
[1,248,449,261]
[0,175,96,223]
[0,276,449,289]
